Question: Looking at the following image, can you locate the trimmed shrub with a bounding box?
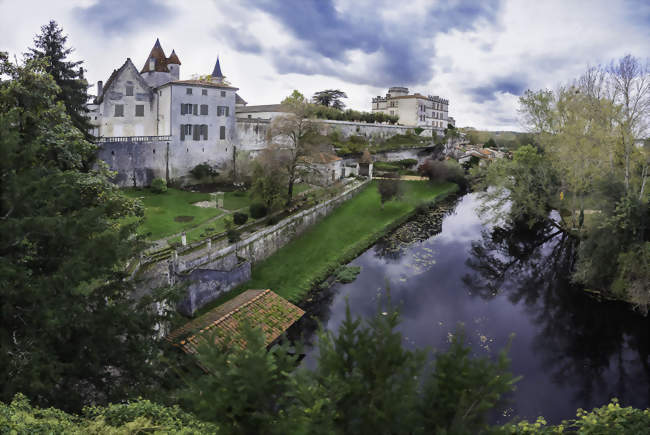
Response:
[249,203,268,219]
[233,212,248,225]
[150,177,167,193]
[227,229,240,243]
[190,162,218,180]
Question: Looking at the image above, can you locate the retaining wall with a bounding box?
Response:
[176,180,370,273]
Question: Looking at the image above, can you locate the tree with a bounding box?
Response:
[0,54,175,411]
[312,89,348,110]
[267,91,321,205]
[377,179,402,209]
[485,137,497,148]
[26,20,94,143]
[182,325,300,435]
[250,150,286,211]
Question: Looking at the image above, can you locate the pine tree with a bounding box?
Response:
[27,20,94,143]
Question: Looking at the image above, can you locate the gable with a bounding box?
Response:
[97,59,153,104]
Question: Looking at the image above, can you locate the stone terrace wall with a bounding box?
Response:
[236,118,443,152]
[175,179,370,274]
[97,137,170,187]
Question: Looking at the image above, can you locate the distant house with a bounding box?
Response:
[300,152,344,185]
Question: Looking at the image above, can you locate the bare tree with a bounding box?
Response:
[608,55,650,195]
[266,91,321,205]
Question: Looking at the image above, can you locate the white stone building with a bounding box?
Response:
[89,39,240,186]
[371,87,450,130]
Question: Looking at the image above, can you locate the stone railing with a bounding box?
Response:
[96,135,172,143]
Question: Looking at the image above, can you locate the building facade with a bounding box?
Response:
[371,87,449,130]
[89,39,238,186]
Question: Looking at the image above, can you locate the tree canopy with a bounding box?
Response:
[312,89,348,110]
[26,20,94,143]
[0,53,175,411]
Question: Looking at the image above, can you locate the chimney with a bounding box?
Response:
[97,81,103,97]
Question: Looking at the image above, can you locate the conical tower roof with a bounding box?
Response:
[141,38,169,73]
[167,49,181,65]
[211,57,224,78]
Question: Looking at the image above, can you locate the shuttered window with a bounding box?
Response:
[220,126,226,140]
[200,104,208,115]
[193,125,200,140]
[201,124,208,140]
[114,105,124,117]
[135,105,144,117]
[193,104,198,115]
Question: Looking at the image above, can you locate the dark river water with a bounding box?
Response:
[295,193,650,424]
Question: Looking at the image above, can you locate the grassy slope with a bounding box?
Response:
[223,183,312,211]
[123,188,222,240]
[197,180,456,314]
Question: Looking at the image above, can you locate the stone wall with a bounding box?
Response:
[97,138,170,187]
[176,180,369,273]
[176,259,251,316]
[235,118,443,153]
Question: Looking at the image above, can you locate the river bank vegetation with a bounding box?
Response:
[475,55,649,313]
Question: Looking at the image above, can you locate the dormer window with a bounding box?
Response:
[149,58,155,70]
[186,88,192,95]
[125,85,134,96]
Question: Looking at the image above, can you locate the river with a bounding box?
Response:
[294,193,650,424]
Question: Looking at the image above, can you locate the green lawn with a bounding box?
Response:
[223,183,313,211]
[123,188,222,240]
[197,180,456,314]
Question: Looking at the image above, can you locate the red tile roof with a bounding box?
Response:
[167,289,304,354]
[301,152,342,164]
[167,49,181,65]
[141,38,170,73]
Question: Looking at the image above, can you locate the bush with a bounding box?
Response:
[414,127,424,135]
[190,162,218,180]
[233,212,248,226]
[150,177,167,193]
[266,215,280,226]
[227,229,240,243]
[249,203,268,219]
[374,161,400,172]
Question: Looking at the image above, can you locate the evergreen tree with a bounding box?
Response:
[0,54,175,412]
[27,20,94,143]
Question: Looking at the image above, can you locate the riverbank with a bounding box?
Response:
[195,180,457,315]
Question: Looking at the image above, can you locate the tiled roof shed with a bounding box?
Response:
[167,289,304,354]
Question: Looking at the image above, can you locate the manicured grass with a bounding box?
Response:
[196,181,456,314]
[223,183,313,211]
[123,188,222,240]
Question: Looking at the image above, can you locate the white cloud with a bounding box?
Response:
[1,0,647,131]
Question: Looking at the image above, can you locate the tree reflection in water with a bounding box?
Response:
[463,218,650,411]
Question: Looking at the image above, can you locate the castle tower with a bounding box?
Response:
[140,38,173,88]
[211,56,225,84]
[167,49,181,81]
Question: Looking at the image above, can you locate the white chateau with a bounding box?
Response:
[371,87,449,129]
[89,40,456,187]
[89,39,240,186]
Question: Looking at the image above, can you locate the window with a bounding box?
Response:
[180,124,192,141]
[220,91,226,97]
[135,105,144,117]
[220,126,226,140]
[217,106,229,116]
[202,89,208,96]
[114,104,124,117]
[125,85,134,96]
[186,88,192,95]
[200,104,208,115]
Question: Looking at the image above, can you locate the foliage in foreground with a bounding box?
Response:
[0,52,177,412]
[503,399,650,434]
[0,393,218,434]
[182,303,518,435]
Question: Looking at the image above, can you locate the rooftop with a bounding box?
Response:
[167,289,304,354]
[235,104,286,113]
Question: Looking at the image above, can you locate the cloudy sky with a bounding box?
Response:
[1,0,648,130]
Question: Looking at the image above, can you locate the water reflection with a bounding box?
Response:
[295,193,649,424]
